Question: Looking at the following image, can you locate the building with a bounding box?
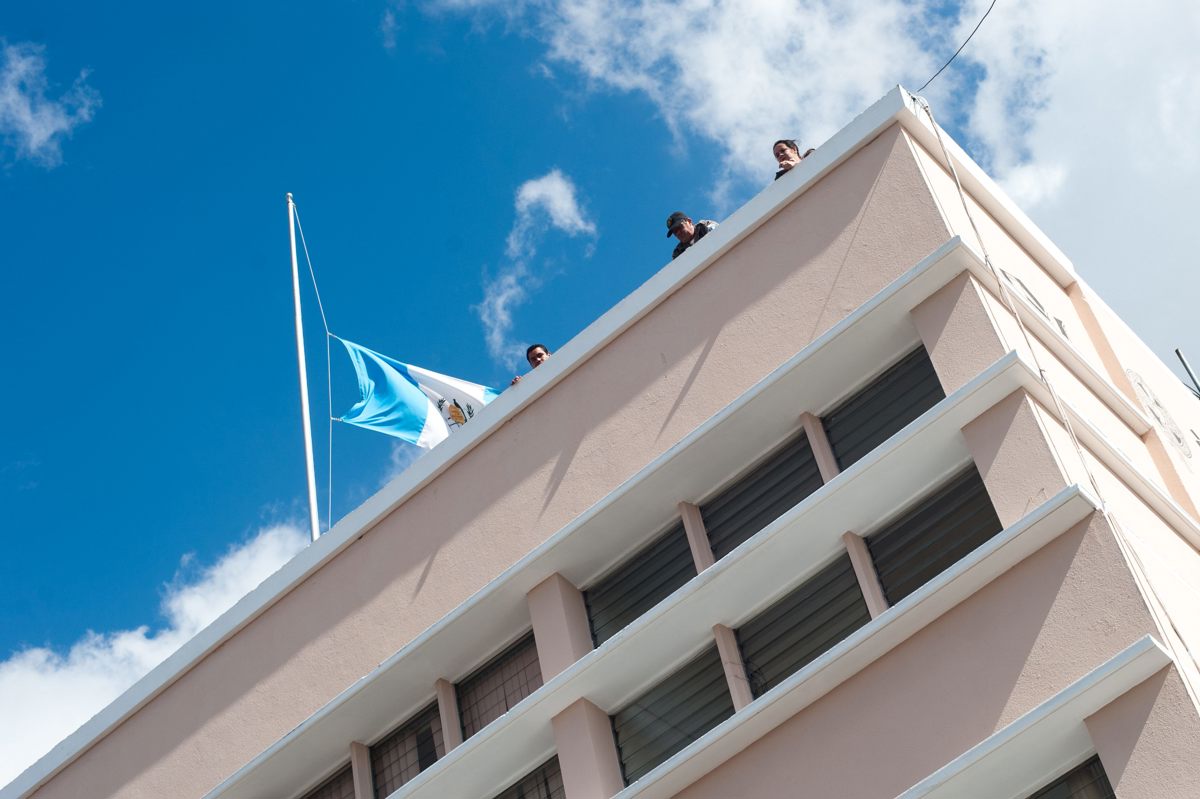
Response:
[6,86,1200,799]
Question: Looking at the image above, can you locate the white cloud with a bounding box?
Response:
[955,0,1200,364]
[435,0,1200,367]
[0,523,307,788]
[429,0,940,199]
[0,41,99,166]
[478,169,596,369]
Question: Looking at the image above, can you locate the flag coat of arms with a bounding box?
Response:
[337,338,501,450]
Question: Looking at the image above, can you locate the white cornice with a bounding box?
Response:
[894,635,1171,799]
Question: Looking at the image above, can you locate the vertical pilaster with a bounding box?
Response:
[349,741,374,799]
[678,501,716,572]
[800,412,840,483]
[712,624,754,711]
[841,531,888,618]
[527,572,594,680]
[551,698,626,799]
[434,677,464,752]
[960,390,1072,527]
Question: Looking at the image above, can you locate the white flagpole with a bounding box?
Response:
[287,193,321,542]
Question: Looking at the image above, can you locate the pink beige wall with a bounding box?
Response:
[31,124,955,799]
[671,515,1176,799]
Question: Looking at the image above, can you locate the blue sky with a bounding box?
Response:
[4,0,1200,785]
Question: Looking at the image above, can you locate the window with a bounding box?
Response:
[866,466,1002,605]
[491,756,566,799]
[1024,756,1114,799]
[822,347,945,470]
[611,645,734,784]
[457,632,543,740]
[370,702,443,797]
[736,553,871,697]
[701,432,824,560]
[584,520,696,646]
[298,765,354,799]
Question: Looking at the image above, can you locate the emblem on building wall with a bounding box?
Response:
[1127,369,1191,462]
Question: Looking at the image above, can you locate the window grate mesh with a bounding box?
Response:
[584,520,696,646]
[370,702,443,798]
[491,756,566,799]
[457,632,543,740]
[299,764,355,799]
[866,466,1003,605]
[701,432,824,561]
[1024,755,1115,799]
[611,645,734,785]
[736,553,871,698]
[822,347,945,470]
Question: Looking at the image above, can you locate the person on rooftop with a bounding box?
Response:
[773,139,816,180]
[510,343,551,385]
[666,211,719,260]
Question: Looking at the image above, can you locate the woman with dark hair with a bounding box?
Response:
[773,139,815,180]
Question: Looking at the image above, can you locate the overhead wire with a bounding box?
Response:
[912,92,1200,705]
[917,0,998,92]
[293,205,335,534]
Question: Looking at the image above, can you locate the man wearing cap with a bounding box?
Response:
[666,212,720,260]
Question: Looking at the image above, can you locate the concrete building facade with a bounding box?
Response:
[6,87,1200,799]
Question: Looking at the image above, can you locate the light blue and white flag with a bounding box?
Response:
[336,337,501,450]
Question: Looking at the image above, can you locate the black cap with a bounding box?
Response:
[665,211,689,237]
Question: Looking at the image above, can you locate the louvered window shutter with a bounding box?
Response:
[866,466,1003,605]
[611,645,734,784]
[584,520,696,646]
[822,348,945,470]
[701,433,824,560]
[736,553,871,698]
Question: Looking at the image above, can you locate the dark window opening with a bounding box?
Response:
[1024,755,1115,799]
[822,347,945,470]
[736,553,871,697]
[866,465,1002,605]
[611,645,734,785]
[584,520,696,646]
[701,432,824,560]
[456,632,543,740]
[370,702,444,797]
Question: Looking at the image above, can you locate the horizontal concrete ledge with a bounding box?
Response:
[203,237,979,799]
[612,484,1100,799]
[894,635,1171,799]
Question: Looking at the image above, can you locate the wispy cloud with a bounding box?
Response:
[425,0,941,201]
[0,41,100,167]
[477,169,596,369]
[0,523,307,787]
[432,0,1200,363]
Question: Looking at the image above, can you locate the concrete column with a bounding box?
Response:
[841,531,889,618]
[712,624,754,711]
[434,677,464,752]
[1084,667,1200,797]
[800,411,840,483]
[527,572,594,681]
[551,698,626,799]
[961,390,1072,528]
[349,740,374,799]
[679,501,716,572]
[911,271,1010,395]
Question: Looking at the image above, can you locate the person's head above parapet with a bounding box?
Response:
[526,343,551,368]
[665,211,695,243]
[773,139,815,179]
